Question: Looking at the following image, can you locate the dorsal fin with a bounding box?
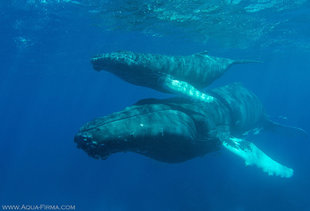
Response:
[194,51,209,56]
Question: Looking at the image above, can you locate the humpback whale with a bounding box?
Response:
[74,83,306,178]
[91,51,258,103]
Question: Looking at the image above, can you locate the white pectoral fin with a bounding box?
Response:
[161,75,214,103]
[222,137,294,178]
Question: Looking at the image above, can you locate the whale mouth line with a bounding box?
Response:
[92,55,141,72]
[79,108,174,133]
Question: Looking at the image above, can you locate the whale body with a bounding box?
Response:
[91,51,257,103]
[75,83,306,178]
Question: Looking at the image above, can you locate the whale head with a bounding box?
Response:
[74,103,219,163]
[91,51,143,72]
[91,51,163,89]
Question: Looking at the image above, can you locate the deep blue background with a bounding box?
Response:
[0,2,309,211]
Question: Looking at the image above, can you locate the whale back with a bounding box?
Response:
[91,51,248,90]
[210,83,264,133]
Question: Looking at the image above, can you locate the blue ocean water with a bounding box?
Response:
[1,1,310,211]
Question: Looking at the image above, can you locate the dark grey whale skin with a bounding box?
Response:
[91,51,255,93]
[74,83,266,163]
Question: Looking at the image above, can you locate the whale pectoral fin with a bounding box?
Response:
[160,75,214,103]
[222,137,294,178]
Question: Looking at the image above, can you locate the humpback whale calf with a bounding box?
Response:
[74,83,306,178]
[91,51,258,103]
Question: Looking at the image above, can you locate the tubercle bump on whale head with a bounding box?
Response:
[91,51,139,71]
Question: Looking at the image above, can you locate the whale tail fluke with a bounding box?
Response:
[264,119,308,139]
[233,59,263,65]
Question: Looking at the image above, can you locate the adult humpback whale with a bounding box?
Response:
[91,51,258,103]
[74,83,306,178]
